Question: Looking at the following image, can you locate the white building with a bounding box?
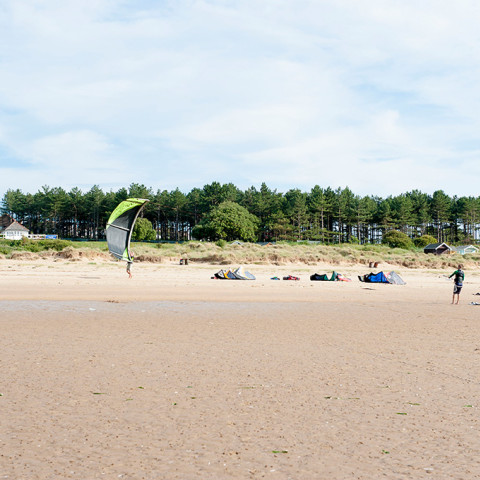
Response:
[0,215,30,240]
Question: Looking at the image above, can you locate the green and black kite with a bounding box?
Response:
[106,198,149,262]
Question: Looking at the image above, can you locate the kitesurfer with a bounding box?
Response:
[105,198,148,277]
[449,264,464,304]
[126,249,133,279]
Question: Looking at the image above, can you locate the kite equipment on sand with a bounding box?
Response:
[310,271,352,282]
[311,272,337,281]
[358,271,406,285]
[283,275,300,281]
[106,198,149,261]
[213,267,256,280]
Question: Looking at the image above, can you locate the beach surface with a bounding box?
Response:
[1,259,480,479]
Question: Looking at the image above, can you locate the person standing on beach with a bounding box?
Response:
[126,249,134,279]
[449,264,464,304]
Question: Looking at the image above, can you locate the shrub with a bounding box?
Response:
[382,230,414,249]
[2,238,73,252]
[36,239,73,251]
[413,235,438,248]
[191,225,204,241]
[132,218,156,241]
[193,201,259,242]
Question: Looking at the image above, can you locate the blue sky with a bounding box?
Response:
[1,0,479,198]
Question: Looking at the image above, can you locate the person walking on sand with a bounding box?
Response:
[449,264,464,304]
[126,249,134,279]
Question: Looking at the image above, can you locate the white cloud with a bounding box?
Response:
[0,0,479,197]
[27,130,119,168]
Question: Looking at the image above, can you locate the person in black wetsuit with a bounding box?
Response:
[449,264,464,304]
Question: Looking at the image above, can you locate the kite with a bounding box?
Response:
[106,198,149,262]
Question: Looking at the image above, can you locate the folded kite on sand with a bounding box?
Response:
[310,272,337,281]
[310,271,351,282]
[283,275,300,281]
[358,271,406,285]
[213,267,255,280]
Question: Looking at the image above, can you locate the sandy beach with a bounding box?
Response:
[1,259,480,479]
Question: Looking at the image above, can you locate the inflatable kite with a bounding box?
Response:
[106,198,149,262]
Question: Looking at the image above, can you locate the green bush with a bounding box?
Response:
[23,242,42,252]
[132,218,156,241]
[1,239,20,248]
[191,225,204,241]
[193,201,259,242]
[382,230,414,249]
[25,239,73,252]
[0,238,73,253]
[215,239,227,248]
[413,235,438,248]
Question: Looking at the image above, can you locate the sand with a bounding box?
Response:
[1,259,480,479]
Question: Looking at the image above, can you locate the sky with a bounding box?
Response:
[0,0,479,198]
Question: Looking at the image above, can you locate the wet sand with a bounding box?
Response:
[1,260,480,479]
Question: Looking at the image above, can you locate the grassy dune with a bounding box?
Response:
[1,239,479,270]
[142,241,479,269]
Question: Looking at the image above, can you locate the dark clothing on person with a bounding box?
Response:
[449,269,464,286]
[450,269,464,303]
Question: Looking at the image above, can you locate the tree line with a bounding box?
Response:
[1,182,479,244]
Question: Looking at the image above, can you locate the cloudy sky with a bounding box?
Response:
[0,0,479,198]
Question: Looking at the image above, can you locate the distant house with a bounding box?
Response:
[0,214,29,240]
[453,245,479,255]
[424,242,452,255]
